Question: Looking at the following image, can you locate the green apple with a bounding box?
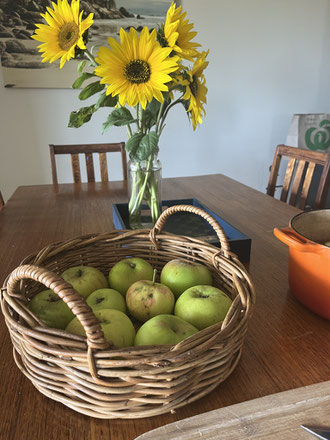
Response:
[174,285,232,330]
[108,257,154,297]
[28,289,75,330]
[160,259,212,299]
[126,280,175,322]
[66,309,135,348]
[86,288,126,313]
[61,265,108,299]
[134,314,199,346]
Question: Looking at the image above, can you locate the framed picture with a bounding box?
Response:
[0,0,177,89]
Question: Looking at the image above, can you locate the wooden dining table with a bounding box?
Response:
[0,173,329,440]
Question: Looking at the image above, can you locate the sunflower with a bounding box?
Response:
[95,27,179,109]
[32,0,93,69]
[183,51,209,130]
[163,1,200,60]
[157,5,179,51]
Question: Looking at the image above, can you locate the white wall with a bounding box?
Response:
[1,0,330,202]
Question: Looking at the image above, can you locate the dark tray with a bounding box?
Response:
[112,198,251,262]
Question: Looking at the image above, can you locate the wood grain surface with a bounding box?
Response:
[0,174,329,440]
[135,380,330,439]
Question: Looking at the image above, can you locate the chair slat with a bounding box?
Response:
[121,147,128,181]
[85,153,95,182]
[288,160,306,206]
[0,191,4,209]
[298,162,316,210]
[266,152,281,196]
[49,142,127,184]
[71,154,81,183]
[267,145,330,210]
[280,157,296,203]
[99,153,108,182]
[315,160,330,209]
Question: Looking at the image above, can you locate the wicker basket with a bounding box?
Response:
[1,205,255,419]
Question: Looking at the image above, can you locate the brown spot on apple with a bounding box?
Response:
[157,320,170,330]
[145,296,155,307]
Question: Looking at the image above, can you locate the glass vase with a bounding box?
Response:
[128,152,162,229]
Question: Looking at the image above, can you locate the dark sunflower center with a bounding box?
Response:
[190,75,199,97]
[124,59,151,84]
[58,22,79,51]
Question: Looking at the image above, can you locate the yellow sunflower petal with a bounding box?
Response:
[183,51,209,130]
[95,26,179,108]
[32,0,93,69]
[163,2,200,60]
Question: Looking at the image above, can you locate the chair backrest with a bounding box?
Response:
[49,143,127,184]
[0,191,4,209]
[266,145,330,210]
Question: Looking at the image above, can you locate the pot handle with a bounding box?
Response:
[274,227,320,253]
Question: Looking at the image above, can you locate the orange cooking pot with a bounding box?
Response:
[274,209,330,319]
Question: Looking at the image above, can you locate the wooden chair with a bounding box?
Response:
[0,191,4,209]
[49,143,127,184]
[266,145,330,210]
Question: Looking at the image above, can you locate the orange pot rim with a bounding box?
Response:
[289,209,330,249]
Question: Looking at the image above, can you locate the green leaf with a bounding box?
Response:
[141,109,157,130]
[126,131,159,161]
[174,84,186,94]
[68,105,96,128]
[182,98,190,112]
[137,132,159,160]
[77,60,87,74]
[125,132,145,159]
[146,99,162,115]
[72,72,96,89]
[142,99,162,130]
[162,91,172,103]
[78,81,105,100]
[95,92,118,110]
[102,107,136,133]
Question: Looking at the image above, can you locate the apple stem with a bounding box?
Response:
[152,269,157,285]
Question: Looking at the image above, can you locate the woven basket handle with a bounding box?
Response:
[151,204,231,257]
[6,264,109,351]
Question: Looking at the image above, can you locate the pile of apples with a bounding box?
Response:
[28,258,232,348]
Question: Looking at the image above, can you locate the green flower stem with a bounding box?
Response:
[126,124,133,139]
[128,167,143,213]
[158,98,183,134]
[136,104,141,131]
[155,100,167,135]
[128,155,161,227]
[129,155,152,213]
[148,173,161,223]
[84,48,98,67]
